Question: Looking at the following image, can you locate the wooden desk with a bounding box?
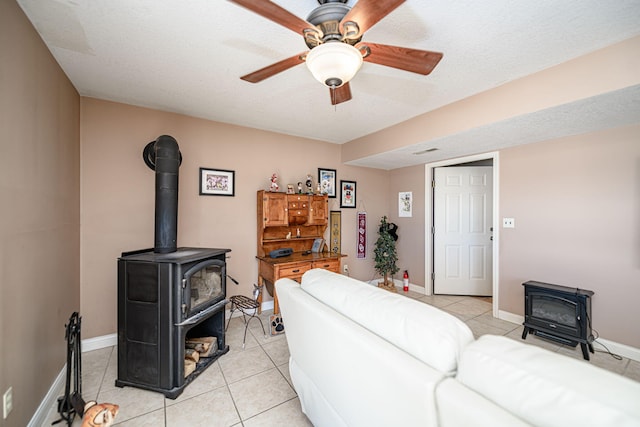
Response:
[256,252,344,314]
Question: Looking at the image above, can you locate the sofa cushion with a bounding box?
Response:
[457,334,640,427]
[301,269,474,374]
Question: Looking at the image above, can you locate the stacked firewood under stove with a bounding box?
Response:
[184,337,217,377]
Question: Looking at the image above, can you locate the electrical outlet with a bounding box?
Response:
[502,217,515,228]
[3,387,13,419]
[343,264,349,274]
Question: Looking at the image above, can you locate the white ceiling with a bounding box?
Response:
[17,0,640,169]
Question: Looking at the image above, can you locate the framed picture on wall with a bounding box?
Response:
[318,168,337,198]
[340,180,356,208]
[399,191,412,217]
[199,167,235,196]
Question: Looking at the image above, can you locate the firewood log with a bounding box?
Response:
[184,359,196,377]
[185,341,208,353]
[185,348,200,363]
[186,337,217,357]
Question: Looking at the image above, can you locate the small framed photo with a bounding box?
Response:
[318,168,337,198]
[199,167,235,196]
[311,238,324,253]
[340,180,356,208]
[399,191,413,217]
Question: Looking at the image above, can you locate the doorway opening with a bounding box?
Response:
[424,152,499,317]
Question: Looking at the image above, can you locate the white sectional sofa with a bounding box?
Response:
[276,269,640,427]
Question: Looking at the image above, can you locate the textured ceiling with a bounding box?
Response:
[16,0,640,169]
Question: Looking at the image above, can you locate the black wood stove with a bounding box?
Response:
[115,135,231,398]
[116,247,230,398]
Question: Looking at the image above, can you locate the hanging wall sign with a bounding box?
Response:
[357,211,367,259]
[330,211,342,254]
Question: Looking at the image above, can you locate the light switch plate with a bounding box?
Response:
[3,387,12,419]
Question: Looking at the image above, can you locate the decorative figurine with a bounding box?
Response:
[270,173,279,192]
[287,184,294,194]
[306,174,313,194]
[316,182,321,194]
[297,182,303,194]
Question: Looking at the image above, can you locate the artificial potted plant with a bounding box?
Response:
[374,216,399,292]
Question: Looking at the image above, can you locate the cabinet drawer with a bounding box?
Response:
[288,201,308,209]
[312,259,340,272]
[277,263,311,278]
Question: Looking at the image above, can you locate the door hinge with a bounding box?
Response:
[431,272,435,281]
[432,180,435,188]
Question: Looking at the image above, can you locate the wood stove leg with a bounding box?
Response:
[521,326,529,340]
[580,343,591,361]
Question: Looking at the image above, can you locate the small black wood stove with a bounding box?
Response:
[116,247,230,398]
[115,135,230,398]
[522,280,595,360]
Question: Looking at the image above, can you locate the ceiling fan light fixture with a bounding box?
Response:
[305,42,363,88]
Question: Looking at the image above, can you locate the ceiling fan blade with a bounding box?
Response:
[229,0,315,36]
[340,0,405,36]
[330,83,352,105]
[240,53,307,83]
[358,42,443,75]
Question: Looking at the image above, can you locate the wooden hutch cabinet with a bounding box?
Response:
[256,190,344,313]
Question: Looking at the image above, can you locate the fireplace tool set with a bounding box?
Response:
[53,312,85,426]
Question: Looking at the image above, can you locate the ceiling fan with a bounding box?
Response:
[230,0,443,105]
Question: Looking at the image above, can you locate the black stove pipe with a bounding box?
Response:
[153,135,180,253]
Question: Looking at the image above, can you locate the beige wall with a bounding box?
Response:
[499,124,640,347]
[388,125,640,349]
[1,2,80,426]
[388,165,426,286]
[80,98,389,338]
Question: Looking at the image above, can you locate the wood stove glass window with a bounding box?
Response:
[186,261,224,314]
[531,294,577,328]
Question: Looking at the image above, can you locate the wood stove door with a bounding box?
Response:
[182,259,225,318]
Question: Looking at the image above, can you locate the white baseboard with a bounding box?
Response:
[27,366,65,427]
[498,310,640,362]
[593,337,640,362]
[261,300,274,312]
[82,333,117,352]
[497,310,524,325]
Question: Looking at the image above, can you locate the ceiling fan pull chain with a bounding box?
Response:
[331,86,337,111]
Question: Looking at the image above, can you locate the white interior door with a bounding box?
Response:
[434,166,493,295]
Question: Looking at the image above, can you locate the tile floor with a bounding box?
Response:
[42,290,640,426]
